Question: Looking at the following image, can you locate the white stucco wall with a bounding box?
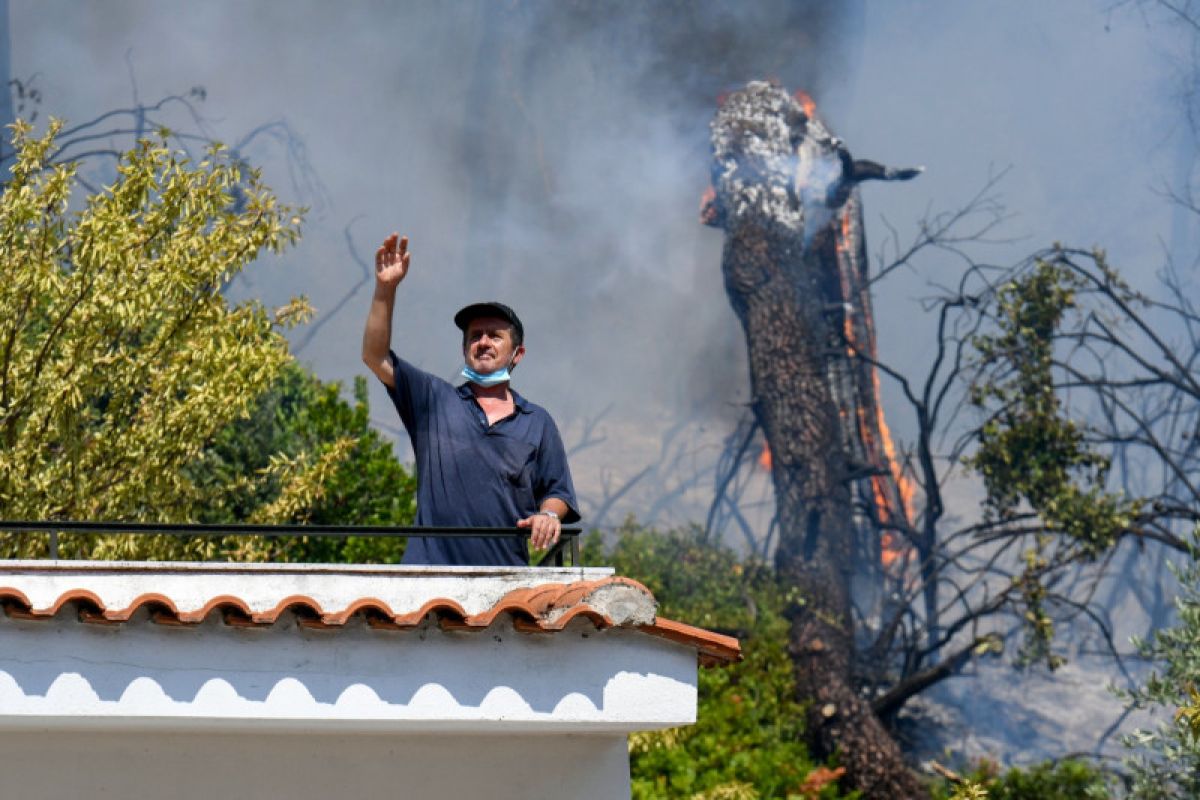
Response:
[0,613,697,732]
[0,729,631,800]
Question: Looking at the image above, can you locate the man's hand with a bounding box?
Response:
[375,233,410,288]
[362,232,410,388]
[517,511,561,550]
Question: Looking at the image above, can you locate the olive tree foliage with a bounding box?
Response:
[0,120,348,559]
[1116,541,1200,799]
[951,251,1154,667]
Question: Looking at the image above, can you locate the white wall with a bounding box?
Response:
[0,614,696,732]
[0,561,701,797]
[0,729,631,800]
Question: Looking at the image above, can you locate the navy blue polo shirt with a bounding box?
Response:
[383,351,580,566]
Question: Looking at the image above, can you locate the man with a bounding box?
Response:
[361,232,580,566]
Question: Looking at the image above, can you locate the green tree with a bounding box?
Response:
[192,362,417,562]
[0,120,334,558]
[968,257,1137,556]
[965,254,1140,668]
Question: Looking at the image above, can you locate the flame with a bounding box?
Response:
[793,89,817,118]
[880,531,902,569]
[759,441,772,471]
[700,184,720,226]
[833,206,918,572]
[840,208,854,249]
[873,369,916,519]
[837,211,856,356]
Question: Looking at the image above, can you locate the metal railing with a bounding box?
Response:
[0,520,583,567]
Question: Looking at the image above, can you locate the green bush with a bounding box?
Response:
[585,522,850,799]
[930,757,1112,800]
[191,362,417,562]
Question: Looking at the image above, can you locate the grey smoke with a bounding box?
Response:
[5,0,1196,767]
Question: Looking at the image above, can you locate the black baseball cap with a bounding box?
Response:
[453,301,524,345]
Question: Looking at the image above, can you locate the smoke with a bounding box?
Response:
[5,0,865,526]
[421,1,865,421]
[8,1,1187,508]
[6,0,1197,765]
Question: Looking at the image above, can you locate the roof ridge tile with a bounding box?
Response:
[105,592,180,623]
[0,576,741,665]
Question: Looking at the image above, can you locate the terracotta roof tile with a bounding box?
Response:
[640,617,742,668]
[0,576,742,666]
[178,594,255,625]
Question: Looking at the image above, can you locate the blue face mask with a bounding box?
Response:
[461,352,518,387]
[461,364,512,387]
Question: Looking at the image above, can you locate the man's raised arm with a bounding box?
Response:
[361,233,410,388]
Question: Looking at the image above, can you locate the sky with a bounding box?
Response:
[6,0,1194,764]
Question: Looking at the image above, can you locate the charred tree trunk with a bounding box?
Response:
[707,82,925,798]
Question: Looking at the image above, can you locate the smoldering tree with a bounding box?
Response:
[705,81,927,798]
[703,80,1200,798]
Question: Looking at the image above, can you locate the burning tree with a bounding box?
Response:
[704,81,1200,797]
[704,81,925,796]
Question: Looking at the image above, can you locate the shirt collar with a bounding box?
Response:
[457,383,532,414]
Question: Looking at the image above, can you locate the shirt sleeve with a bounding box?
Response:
[383,350,436,434]
[533,414,581,524]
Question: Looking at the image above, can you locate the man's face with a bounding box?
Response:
[464,316,524,374]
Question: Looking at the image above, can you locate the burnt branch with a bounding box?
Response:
[872,634,998,721]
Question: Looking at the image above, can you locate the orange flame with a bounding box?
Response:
[873,369,916,520]
[834,206,918,571]
[759,441,772,471]
[880,531,902,569]
[840,208,853,249]
[700,184,720,226]
[838,212,857,356]
[793,89,817,118]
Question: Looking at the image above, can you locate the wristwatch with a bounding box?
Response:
[538,509,560,520]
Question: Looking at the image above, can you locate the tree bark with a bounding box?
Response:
[707,81,926,799]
